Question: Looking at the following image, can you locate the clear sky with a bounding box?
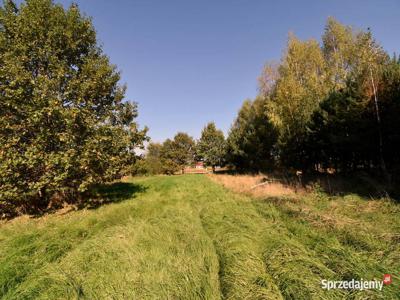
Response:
[25,0,400,142]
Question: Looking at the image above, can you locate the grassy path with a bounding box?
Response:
[0,175,398,299]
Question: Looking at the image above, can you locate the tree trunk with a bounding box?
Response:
[369,68,390,183]
[37,186,48,209]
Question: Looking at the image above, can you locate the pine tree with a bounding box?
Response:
[197,122,225,172]
[226,97,277,171]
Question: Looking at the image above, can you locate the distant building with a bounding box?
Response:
[184,161,208,174]
[195,161,204,169]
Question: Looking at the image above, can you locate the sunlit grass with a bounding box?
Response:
[0,175,398,299]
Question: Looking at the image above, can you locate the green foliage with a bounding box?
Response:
[133,142,163,175]
[0,0,147,215]
[160,132,195,174]
[306,50,398,174]
[197,122,225,170]
[230,17,399,179]
[226,97,277,171]
[266,33,329,167]
[307,81,377,171]
[322,17,357,90]
[380,57,400,171]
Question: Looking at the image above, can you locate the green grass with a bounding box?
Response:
[0,175,399,299]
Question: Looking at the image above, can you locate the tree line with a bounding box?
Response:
[140,18,400,182]
[136,122,225,175]
[232,18,400,181]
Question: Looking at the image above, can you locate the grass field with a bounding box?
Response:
[0,175,399,299]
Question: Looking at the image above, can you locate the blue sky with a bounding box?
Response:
[23,0,400,142]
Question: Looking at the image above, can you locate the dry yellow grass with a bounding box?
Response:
[208,174,297,198]
[208,173,393,234]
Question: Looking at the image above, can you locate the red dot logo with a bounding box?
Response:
[383,274,392,285]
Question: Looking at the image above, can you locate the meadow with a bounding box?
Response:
[0,175,399,299]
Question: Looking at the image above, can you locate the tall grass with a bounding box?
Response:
[0,175,398,299]
[212,174,399,299]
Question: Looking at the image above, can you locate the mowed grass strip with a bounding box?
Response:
[180,176,284,299]
[197,181,345,300]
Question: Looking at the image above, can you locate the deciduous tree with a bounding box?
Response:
[0,0,147,214]
[160,133,195,174]
[265,34,328,168]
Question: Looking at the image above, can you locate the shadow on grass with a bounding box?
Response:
[214,168,400,202]
[301,172,400,202]
[80,182,148,209]
[0,182,149,220]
